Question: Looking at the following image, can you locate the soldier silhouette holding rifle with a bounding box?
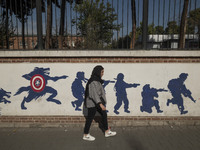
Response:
[167,73,196,115]
[140,84,167,113]
[113,73,140,114]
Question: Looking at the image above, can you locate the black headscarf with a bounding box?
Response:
[85,65,104,100]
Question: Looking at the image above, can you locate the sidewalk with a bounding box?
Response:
[0,126,200,150]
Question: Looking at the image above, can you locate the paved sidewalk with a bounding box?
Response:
[0,126,200,150]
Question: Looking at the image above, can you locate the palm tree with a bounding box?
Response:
[59,0,74,49]
[130,0,136,49]
[178,0,189,49]
[45,0,60,49]
[46,0,53,49]
[58,0,67,49]
[58,0,82,49]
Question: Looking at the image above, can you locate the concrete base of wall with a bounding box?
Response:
[0,116,200,128]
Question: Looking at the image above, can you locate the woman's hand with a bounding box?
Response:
[99,103,106,111]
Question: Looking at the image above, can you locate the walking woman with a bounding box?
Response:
[83,65,116,141]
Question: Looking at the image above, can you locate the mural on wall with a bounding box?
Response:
[140,84,168,114]
[71,72,88,111]
[167,73,196,115]
[14,67,68,110]
[102,79,115,113]
[0,64,199,116]
[103,80,115,89]
[0,88,11,104]
[113,73,140,115]
[71,72,115,111]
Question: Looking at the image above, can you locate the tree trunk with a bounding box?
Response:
[130,0,136,49]
[19,0,26,49]
[5,1,9,49]
[22,16,25,49]
[58,0,66,49]
[178,0,189,49]
[46,0,52,49]
[198,26,200,48]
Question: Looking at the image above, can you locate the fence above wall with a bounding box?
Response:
[0,0,200,50]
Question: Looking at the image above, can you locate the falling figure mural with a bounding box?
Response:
[167,73,196,115]
[113,73,140,114]
[0,88,11,104]
[71,72,88,111]
[140,84,167,114]
[14,67,68,110]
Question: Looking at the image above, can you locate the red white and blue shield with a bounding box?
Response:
[30,74,46,92]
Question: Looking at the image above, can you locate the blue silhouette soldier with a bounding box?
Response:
[71,71,114,111]
[113,73,140,114]
[0,88,11,104]
[14,67,68,110]
[71,72,88,111]
[140,84,167,114]
[167,73,196,115]
[103,80,115,89]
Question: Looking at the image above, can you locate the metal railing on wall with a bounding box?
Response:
[0,0,199,50]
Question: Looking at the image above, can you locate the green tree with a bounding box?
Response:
[188,8,200,32]
[135,22,142,40]
[117,35,131,49]
[0,15,15,48]
[165,21,179,34]
[188,8,200,48]
[155,26,164,34]
[73,0,120,49]
[134,22,162,40]
[148,23,156,34]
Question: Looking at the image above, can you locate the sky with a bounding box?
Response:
[1,0,200,39]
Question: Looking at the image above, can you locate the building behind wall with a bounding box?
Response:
[1,35,83,50]
[147,34,199,49]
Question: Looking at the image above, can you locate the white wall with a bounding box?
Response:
[0,63,199,116]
